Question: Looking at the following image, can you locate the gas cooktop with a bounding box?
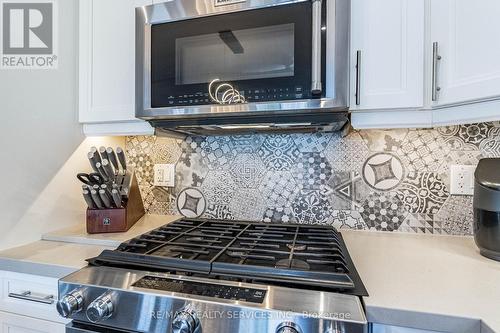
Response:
[89,218,367,296]
[57,218,369,333]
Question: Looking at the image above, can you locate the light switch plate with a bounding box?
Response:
[154,164,175,187]
[450,165,476,196]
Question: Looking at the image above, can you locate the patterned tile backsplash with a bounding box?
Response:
[126,122,500,236]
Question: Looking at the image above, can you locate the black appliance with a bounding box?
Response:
[474,158,500,261]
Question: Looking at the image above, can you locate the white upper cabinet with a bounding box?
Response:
[350,0,424,110]
[430,0,500,107]
[79,0,153,136]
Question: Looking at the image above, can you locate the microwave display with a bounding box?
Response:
[150,1,326,108]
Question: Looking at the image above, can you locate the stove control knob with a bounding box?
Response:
[86,291,114,323]
[276,322,303,333]
[172,307,199,333]
[56,288,85,318]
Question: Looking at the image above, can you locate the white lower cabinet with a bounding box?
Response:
[0,271,68,332]
[0,311,65,333]
[372,324,442,333]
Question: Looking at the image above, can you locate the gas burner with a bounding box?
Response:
[287,244,307,251]
[275,258,310,270]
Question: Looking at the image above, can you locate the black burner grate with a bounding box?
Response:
[89,218,366,294]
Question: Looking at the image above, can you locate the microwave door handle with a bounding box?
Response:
[311,0,323,95]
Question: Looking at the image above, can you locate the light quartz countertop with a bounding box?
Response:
[342,230,500,333]
[0,240,110,278]
[3,215,499,332]
[41,214,181,247]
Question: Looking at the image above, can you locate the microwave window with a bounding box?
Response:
[175,23,295,85]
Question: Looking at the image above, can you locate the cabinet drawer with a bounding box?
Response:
[0,271,67,324]
[0,311,65,333]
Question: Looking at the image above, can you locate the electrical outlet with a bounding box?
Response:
[450,165,476,196]
[154,164,175,187]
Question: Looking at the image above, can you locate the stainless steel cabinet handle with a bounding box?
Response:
[311,0,323,94]
[355,50,361,105]
[8,291,55,304]
[432,41,442,101]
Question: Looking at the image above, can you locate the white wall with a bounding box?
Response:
[0,0,125,250]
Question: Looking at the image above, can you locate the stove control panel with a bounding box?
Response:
[133,276,267,304]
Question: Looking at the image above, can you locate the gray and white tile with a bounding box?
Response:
[201,170,237,205]
[258,135,300,171]
[291,190,333,224]
[328,210,367,230]
[357,192,407,232]
[397,129,449,173]
[259,171,299,209]
[362,152,405,191]
[200,136,235,170]
[229,153,266,189]
[435,196,474,236]
[397,172,449,215]
[177,188,207,218]
[229,189,266,221]
[292,152,332,190]
[325,132,370,172]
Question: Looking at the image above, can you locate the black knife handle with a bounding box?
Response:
[90,190,104,209]
[106,147,120,171]
[99,189,112,209]
[111,189,122,208]
[116,147,127,172]
[87,152,100,173]
[99,146,107,160]
[102,159,115,180]
[90,147,101,164]
[95,162,109,183]
[83,190,96,209]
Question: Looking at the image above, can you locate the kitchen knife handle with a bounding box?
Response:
[99,146,107,160]
[99,190,112,209]
[102,159,115,179]
[95,162,109,183]
[116,147,127,172]
[87,152,100,173]
[90,147,101,164]
[90,190,104,209]
[111,189,122,208]
[83,190,97,209]
[106,147,120,171]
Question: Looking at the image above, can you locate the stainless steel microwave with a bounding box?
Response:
[136,0,350,136]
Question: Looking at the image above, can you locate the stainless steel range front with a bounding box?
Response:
[57,218,368,333]
[135,0,350,136]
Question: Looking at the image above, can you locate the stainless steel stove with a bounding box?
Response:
[57,218,368,333]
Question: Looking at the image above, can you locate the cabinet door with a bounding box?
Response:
[79,0,152,124]
[350,0,424,110]
[0,311,65,333]
[431,0,500,106]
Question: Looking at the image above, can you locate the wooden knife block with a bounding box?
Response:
[86,171,145,234]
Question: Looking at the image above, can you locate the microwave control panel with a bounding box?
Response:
[164,86,308,106]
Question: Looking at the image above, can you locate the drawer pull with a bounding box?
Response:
[8,291,55,304]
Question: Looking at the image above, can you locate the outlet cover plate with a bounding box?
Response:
[154,164,175,187]
[450,165,476,196]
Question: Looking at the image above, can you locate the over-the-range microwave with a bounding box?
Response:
[136,0,350,137]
